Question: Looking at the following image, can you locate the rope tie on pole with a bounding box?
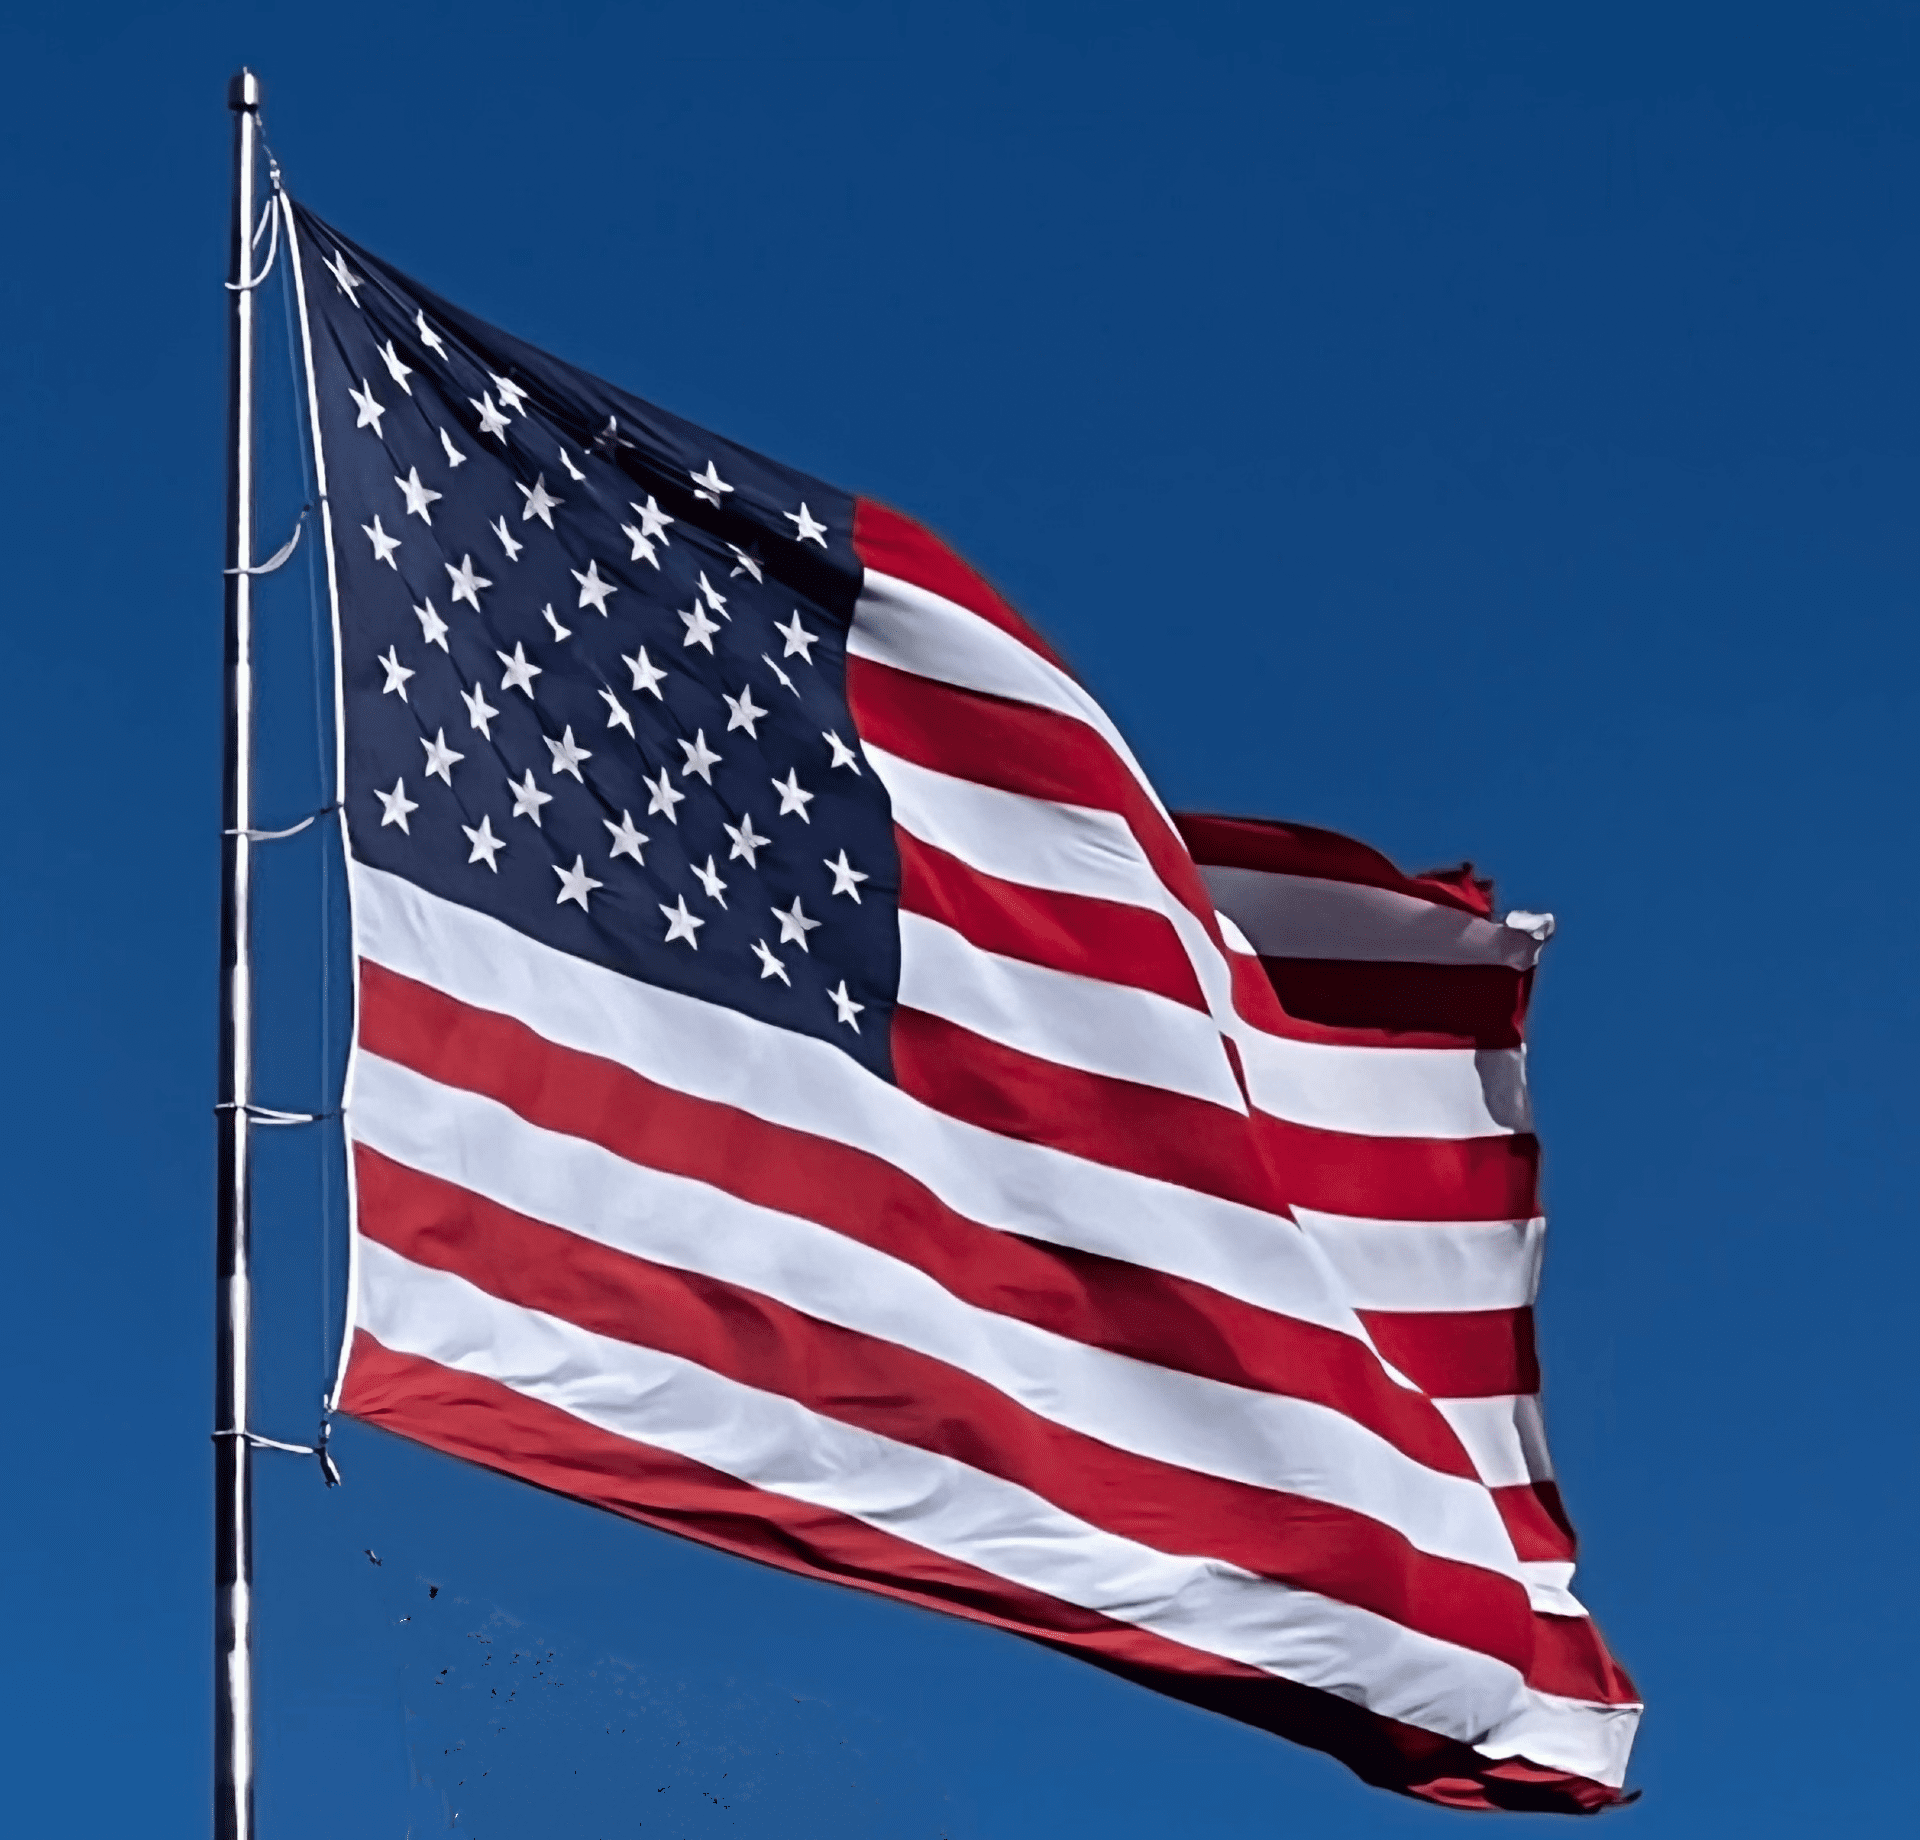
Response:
[223,191,283,292]
[212,1410,342,1487]
[222,799,340,842]
[223,502,312,577]
[213,1100,343,1126]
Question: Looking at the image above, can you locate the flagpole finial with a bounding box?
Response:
[227,68,263,112]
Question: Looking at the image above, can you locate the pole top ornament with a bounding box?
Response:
[227,68,263,113]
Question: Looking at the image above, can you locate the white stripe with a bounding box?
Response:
[1235,1031,1531,1140]
[355,1054,1517,1574]
[897,912,1246,1111]
[870,744,1170,911]
[1291,1211,1547,1313]
[349,863,1363,1342]
[1521,1560,1586,1618]
[1434,1395,1556,1489]
[852,569,1172,824]
[1199,865,1547,970]
[355,1241,1636,1782]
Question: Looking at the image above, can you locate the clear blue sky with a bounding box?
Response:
[6,3,1916,1833]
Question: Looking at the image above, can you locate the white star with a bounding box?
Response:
[447,554,492,610]
[413,598,449,650]
[572,560,617,615]
[727,543,763,582]
[395,467,441,523]
[462,813,504,870]
[772,896,822,952]
[518,474,562,527]
[784,501,829,547]
[761,652,800,697]
[679,729,721,783]
[491,373,530,416]
[771,768,815,822]
[774,611,819,662]
[691,855,729,906]
[599,686,634,736]
[697,573,729,618]
[824,849,869,902]
[545,725,592,781]
[823,729,862,773]
[439,426,468,468]
[420,728,464,785]
[490,515,524,561]
[630,496,674,544]
[497,641,541,698]
[543,604,572,642]
[376,778,417,831]
[461,680,499,738]
[622,646,667,698]
[604,810,648,864]
[723,686,767,737]
[377,646,413,700]
[828,980,864,1032]
[348,380,385,434]
[751,939,790,984]
[690,460,733,506]
[724,813,769,867]
[660,895,704,948]
[363,515,401,567]
[679,602,720,652]
[554,855,602,911]
[508,769,552,826]
[324,248,364,304]
[558,446,586,481]
[415,311,449,361]
[378,340,414,395]
[620,524,661,569]
[374,779,418,834]
[644,765,686,824]
[470,392,511,441]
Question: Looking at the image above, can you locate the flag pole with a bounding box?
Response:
[216,64,263,1840]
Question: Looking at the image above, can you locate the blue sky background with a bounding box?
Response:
[5,3,1917,1833]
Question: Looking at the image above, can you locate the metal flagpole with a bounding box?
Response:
[216,64,263,1840]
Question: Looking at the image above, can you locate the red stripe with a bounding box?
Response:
[848,654,1224,941]
[1358,1308,1542,1400]
[1257,958,1532,1052]
[891,1003,1273,1205]
[342,1333,1628,1811]
[1254,1110,1541,1223]
[893,1006,1541,1224]
[851,498,1075,675]
[1492,1482,1580,1564]
[897,828,1206,1012]
[359,963,1479,1478]
[1529,1614,1641,1709]
[1175,812,1496,919]
[357,1144,1552,1673]
[1222,937,1344,1044]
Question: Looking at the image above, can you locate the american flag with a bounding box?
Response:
[289,198,1639,1813]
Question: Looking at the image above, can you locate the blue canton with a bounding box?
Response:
[297,206,899,1076]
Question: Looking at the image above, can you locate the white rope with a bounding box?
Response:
[212,1421,343,1487]
[213,1100,341,1125]
[223,800,338,842]
[224,193,282,292]
[213,1427,315,1455]
[223,505,308,577]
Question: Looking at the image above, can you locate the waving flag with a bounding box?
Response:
[289,199,1639,1812]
